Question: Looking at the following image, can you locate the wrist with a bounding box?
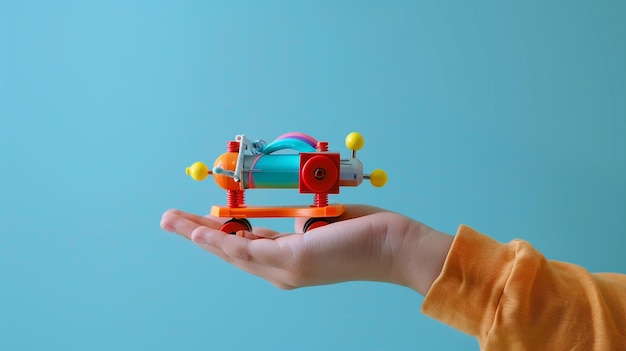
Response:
[397,222,454,295]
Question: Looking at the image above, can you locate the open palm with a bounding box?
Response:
[160,205,451,294]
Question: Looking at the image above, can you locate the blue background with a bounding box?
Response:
[1,1,625,350]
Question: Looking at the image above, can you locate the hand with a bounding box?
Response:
[160,205,453,294]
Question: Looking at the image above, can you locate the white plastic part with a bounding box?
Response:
[232,134,254,182]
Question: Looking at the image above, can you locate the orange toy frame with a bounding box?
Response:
[210,204,346,219]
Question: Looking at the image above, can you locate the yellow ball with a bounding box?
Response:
[345,132,364,151]
[186,161,209,181]
[369,169,388,187]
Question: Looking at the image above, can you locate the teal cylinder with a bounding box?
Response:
[242,154,300,189]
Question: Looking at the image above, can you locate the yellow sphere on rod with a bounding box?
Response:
[345,132,365,151]
[186,161,209,181]
[369,169,388,187]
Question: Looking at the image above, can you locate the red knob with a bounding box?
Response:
[301,155,338,193]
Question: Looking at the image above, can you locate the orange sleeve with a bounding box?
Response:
[422,225,626,350]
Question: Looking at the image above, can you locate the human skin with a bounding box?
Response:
[160,205,454,295]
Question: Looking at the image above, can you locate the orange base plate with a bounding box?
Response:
[210,204,345,219]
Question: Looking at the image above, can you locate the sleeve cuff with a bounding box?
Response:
[421,225,518,336]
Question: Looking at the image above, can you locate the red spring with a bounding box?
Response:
[227,190,245,208]
[316,141,328,152]
[313,193,328,207]
[227,141,240,152]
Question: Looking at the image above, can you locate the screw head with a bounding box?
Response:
[313,168,326,180]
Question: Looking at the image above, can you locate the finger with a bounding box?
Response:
[163,209,283,241]
[190,228,300,289]
[177,209,229,225]
[194,229,259,262]
[237,227,283,240]
[161,210,222,240]
[189,226,283,265]
[192,226,299,268]
[188,225,230,260]
[161,209,226,231]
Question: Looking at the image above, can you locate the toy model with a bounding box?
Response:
[185,132,387,234]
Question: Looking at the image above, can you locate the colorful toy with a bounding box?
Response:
[186,132,387,234]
